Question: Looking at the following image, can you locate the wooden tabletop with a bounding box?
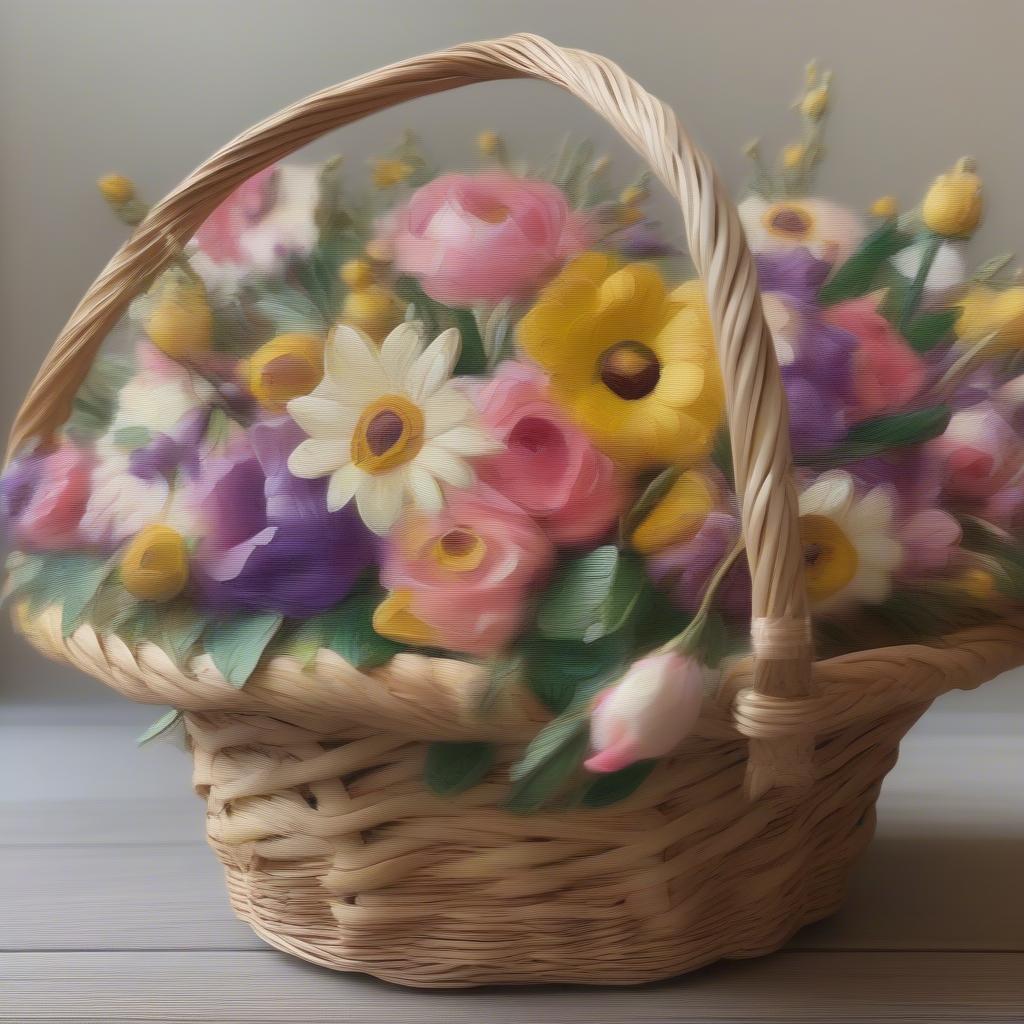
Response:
[2,701,1022,1023]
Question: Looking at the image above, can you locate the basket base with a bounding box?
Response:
[190,701,928,988]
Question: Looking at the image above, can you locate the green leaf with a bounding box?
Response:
[65,356,133,441]
[619,466,681,544]
[204,612,284,687]
[798,405,952,468]
[712,428,735,490]
[315,592,404,669]
[111,425,153,449]
[255,286,327,333]
[510,711,589,783]
[115,602,161,647]
[394,276,441,335]
[87,579,140,635]
[818,221,914,306]
[30,554,116,637]
[451,307,487,376]
[137,709,184,747]
[903,310,959,352]
[425,742,494,796]
[523,633,630,714]
[536,546,646,643]
[505,725,590,814]
[294,227,362,320]
[4,553,47,600]
[158,604,210,667]
[581,760,657,808]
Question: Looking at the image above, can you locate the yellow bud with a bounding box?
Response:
[364,238,393,263]
[245,333,325,412]
[955,284,1024,354]
[619,183,648,206]
[145,274,213,361]
[921,158,983,237]
[961,568,997,601]
[373,589,438,646]
[616,204,644,227]
[340,258,375,289]
[372,157,414,189]
[631,470,716,554]
[805,60,819,88]
[476,130,501,156]
[801,85,829,120]
[97,173,135,205]
[591,155,611,175]
[341,284,403,343]
[781,144,806,170]
[121,525,189,603]
[870,195,898,219]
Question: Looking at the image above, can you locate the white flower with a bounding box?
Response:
[287,321,502,535]
[739,195,865,267]
[761,291,801,366]
[798,470,903,612]
[890,238,967,306]
[585,652,708,774]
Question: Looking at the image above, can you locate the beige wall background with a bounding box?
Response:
[1,0,1022,716]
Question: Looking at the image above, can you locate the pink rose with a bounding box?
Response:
[377,486,553,657]
[825,297,926,422]
[898,509,962,574]
[194,167,277,264]
[389,172,588,306]
[933,404,1022,499]
[2,445,93,551]
[474,362,624,545]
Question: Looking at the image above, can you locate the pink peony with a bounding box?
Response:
[933,404,1022,500]
[194,167,277,265]
[824,296,926,422]
[377,486,553,657]
[389,172,588,306]
[3,445,94,551]
[474,362,624,545]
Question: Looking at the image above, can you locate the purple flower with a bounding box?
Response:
[188,417,375,618]
[613,222,681,260]
[130,407,211,483]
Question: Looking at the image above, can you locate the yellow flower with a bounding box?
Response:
[97,173,135,205]
[619,183,648,206]
[801,84,829,120]
[781,143,805,170]
[121,525,189,602]
[341,284,403,343]
[517,254,724,470]
[340,258,375,289]
[145,272,213,361]
[372,157,414,189]
[870,195,898,219]
[476,130,501,157]
[630,469,717,554]
[373,588,438,646]
[955,284,1024,354]
[921,158,983,237]
[244,333,324,412]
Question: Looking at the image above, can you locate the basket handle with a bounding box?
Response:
[6,33,813,796]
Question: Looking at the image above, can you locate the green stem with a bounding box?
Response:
[900,232,941,329]
[932,330,1001,398]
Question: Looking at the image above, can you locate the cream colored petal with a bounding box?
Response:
[417,444,475,488]
[858,535,904,573]
[379,320,425,385]
[326,324,388,402]
[355,472,406,536]
[850,566,895,606]
[846,486,896,539]
[326,463,364,512]
[287,437,350,479]
[406,327,461,401]
[433,424,504,458]
[799,470,855,517]
[423,385,475,439]
[287,395,358,439]
[407,463,445,514]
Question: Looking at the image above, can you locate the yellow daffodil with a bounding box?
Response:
[955,284,1024,354]
[97,173,135,205]
[921,158,983,237]
[630,469,717,554]
[144,271,213,361]
[244,333,325,412]
[517,254,724,470]
[120,525,189,602]
[340,284,403,343]
[372,157,414,189]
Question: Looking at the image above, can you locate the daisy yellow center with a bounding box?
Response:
[599,341,661,400]
[800,514,859,604]
[432,528,486,572]
[763,203,815,241]
[351,394,425,475]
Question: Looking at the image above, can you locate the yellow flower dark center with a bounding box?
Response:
[765,203,814,240]
[800,514,859,603]
[352,395,425,475]
[599,341,661,401]
[433,528,486,572]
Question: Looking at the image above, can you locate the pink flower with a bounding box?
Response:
[2,445,93,551]
[933,404,1022,499]
[585,652,706,774]
[194,167,277,265]
[473,362,624,545]
[899,509,962,574]
[389,172,588,306]
[824,297,926,422]
[376,486,553,657]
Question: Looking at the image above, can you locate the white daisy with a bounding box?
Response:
[890,238,967,307]
[739,195,865,267]
[287,321,502,535]
[798,470,903,613]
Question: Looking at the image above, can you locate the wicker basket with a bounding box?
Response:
[9,34,1024,988]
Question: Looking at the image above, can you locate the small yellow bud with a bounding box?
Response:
[364,238,393,263]
[341,284,403,343]
[121,525,189,603]
[801,85,830,120]
[371,157,414,189]
[476,130,501,156]
[870,195,899,219]
[805,60,819,88]
[245,333,325,412]
[921,158,983,237]
[961,568,997,602]
[97,174,136,205]
[619,183,649,206]
[955,284,1024,355]
[616,205,644,227]
[781,144,806,170]
[631,471,716,555]
[145,273,213,361]
[340,258,375,289]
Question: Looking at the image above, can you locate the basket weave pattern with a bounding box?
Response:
[10,35,1024,986]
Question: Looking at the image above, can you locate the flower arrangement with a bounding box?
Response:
[6,68,1024,811]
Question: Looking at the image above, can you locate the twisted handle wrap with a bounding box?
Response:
[6,34,813,795]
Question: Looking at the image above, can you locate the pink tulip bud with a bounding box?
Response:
[585,652,706,774]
